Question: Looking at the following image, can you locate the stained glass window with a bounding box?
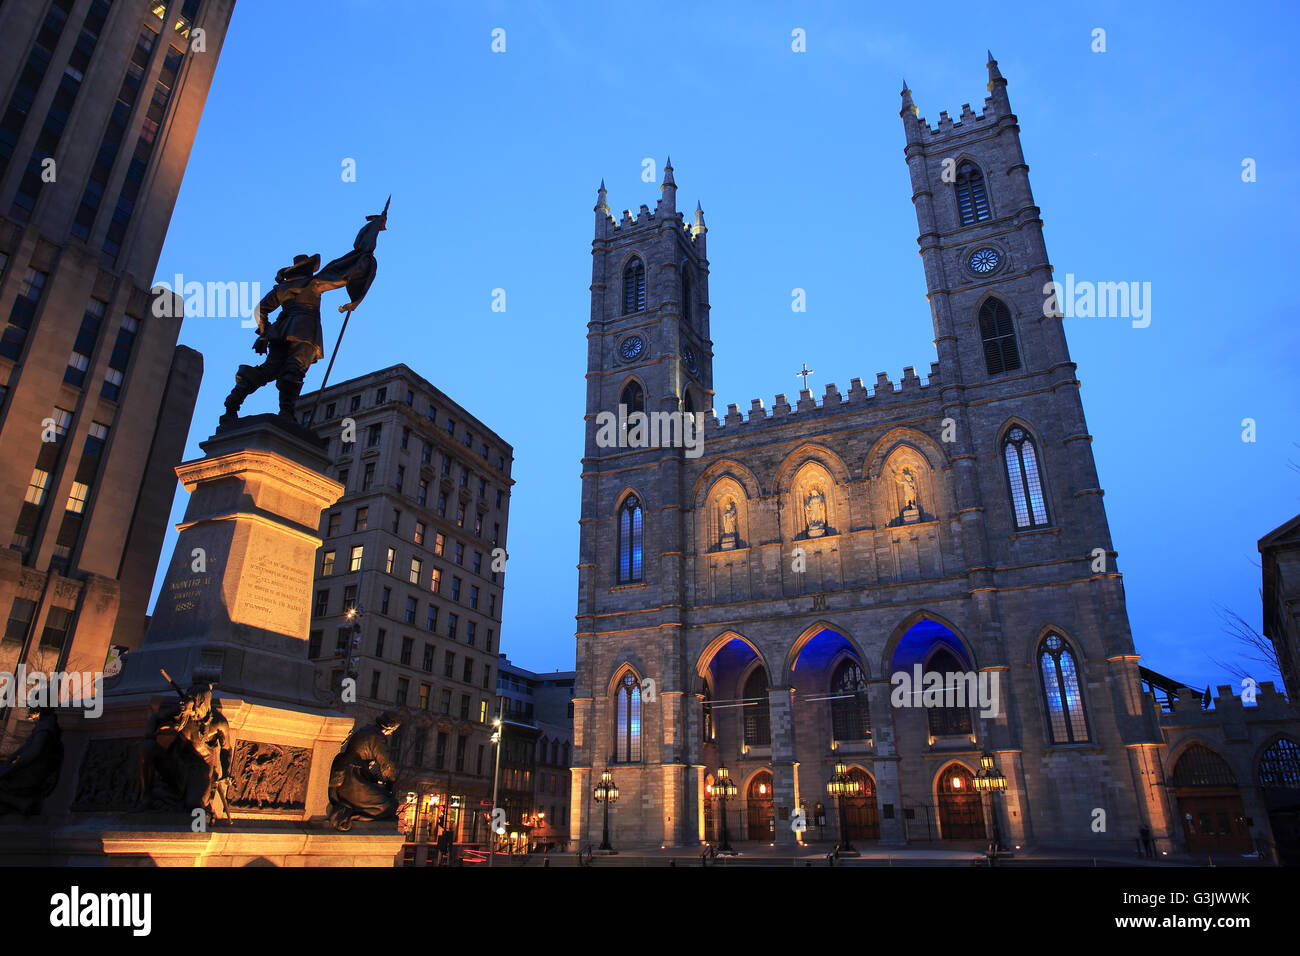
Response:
[831,660,871,741]
[1258,737,1300,789]
[615,672,641,762]
[1004,426,1048,528]
[1039,634,1089,743]
[618,496,643,583]
[743,669,770,746]
[926,648,973,737]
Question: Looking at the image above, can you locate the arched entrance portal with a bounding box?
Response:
[842,768,880,841]
[937,764,986,840]
[746,771,774,841]
[1171,744,1252,854]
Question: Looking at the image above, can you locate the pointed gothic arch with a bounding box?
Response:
[998,417,1050,528]
[953,159,992,224]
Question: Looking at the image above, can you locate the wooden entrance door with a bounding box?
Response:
[937,764,986,840]
[746,771,774,840]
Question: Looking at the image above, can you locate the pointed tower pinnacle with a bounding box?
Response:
[594,178,610,237]
[986,51,1008,107]
[657,156,677,214]
[691,199,707,239]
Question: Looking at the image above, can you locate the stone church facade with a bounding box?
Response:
[570,57,1177,852]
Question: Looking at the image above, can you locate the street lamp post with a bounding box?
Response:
[973,752,1008,860]
[593,769,619,853]
[714,767,738,853]
[488,712,503,868]
[825,760,863,854]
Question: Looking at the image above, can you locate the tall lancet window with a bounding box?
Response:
[743,669,771,746]
[1004,426,1048,528]
[955,161,991,224]
[1039,634,1089,743]
[979,298,1021,375]
[830,659,872,741]
[618,495,643,583]
[615,672,641,762]
[623,258,646,314]
[681,269,692,325]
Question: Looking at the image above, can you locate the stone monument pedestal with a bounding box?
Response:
[13,416,404,866]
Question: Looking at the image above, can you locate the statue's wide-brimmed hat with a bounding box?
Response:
[276,252,320,283]
[377,710,401,731]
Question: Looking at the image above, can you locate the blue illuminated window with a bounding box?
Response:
[1039,634,1088,743]
[615,672,641,762]
[618,496,642,583]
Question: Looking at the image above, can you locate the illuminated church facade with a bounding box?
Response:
[568,58,1294,854]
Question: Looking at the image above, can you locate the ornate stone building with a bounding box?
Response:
[571,57,1182,852]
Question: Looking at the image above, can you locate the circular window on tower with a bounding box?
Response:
[619,334,646,362]
[683,345,698,376]
[967,246,1002,275]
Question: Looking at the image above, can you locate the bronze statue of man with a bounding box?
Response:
[137,682,235,823]
[327,710,400,831]
[0,707,63,815]
[221,200,387,424]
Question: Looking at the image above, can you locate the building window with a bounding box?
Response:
[1004,426,1048,528]
[1259,738,1300,789]
[401,428,410,450]
[469,585,479,610]
[410,557,422,584]
[462,658,473,683]
[25,469,51,506]
[400,636,413,666]
[742,669,770,746]
[830,660,871,741]
[615,672,642,762]
[447,613,458,641]
[1039,634,1089,743]
[380,586,391,614]
[444,651,455,678]
[617,496,643,583]
[440,689,451,714]
[321,550,336,576]
[422,643,434,672]
[375,629,386,658]
[479,700,488,723]
[431,568,442,593]
[404,597,417,624]
[395,465,404,493]
[472,551,482,574]
[425,603,437,631]
[369,671,381,699]
[466,621,476,646]
[308,630,322,658]
[622,258,646,314]
[955,161,991,224]
[395,677,409,706]
[619,381,645,417]
[385,547,395,574]
[349,545,363,572]
[455,542,464,565]
[979,298,1020,376]
[354,507,368,532]
[459,694,471,720]
[451,577,461,602]
[925,648,973,736]
[417,480,429,507]
[1,269,48,361]
[362,463,375,491]
[327,512,341,535]
[414,521,425,546]
[435,732,447,769]
[314,590,329,616]
[392,508,401,533]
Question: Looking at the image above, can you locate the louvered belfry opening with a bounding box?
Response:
[979,298,1021,375]
[955,162,991,224]
[623,259,646,314]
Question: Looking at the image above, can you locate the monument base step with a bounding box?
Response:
[0,816,404,866]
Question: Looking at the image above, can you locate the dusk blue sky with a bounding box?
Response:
[151,0,1300,690]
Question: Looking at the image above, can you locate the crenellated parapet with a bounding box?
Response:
[704,362,942,435]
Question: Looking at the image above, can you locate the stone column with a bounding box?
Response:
[868,677,906,844]
[770,685,799,847]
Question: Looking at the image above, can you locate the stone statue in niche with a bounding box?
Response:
[897,465,922,524]
[719,498,738,549]
[805,486,827,537]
